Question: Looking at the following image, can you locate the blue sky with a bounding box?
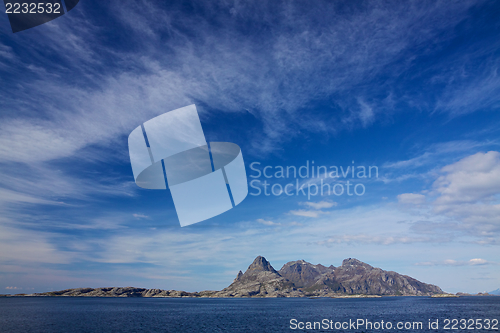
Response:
[0,0,500,294]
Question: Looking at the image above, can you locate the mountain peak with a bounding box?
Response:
[248,256,277,273]
[233,270,243,282]
[342,258,373,268]
[218,256,290,297]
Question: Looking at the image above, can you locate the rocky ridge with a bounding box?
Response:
[214,256,442,297]
[16,287,215,297]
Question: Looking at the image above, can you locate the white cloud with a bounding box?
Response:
[433,151,500,207]
[133,213,150,219]
[289,209,329,218]
[469,258,489,265]
[291,201,337,218]
[427,151,500,241]
[301,201,337,209]
[256,218,281,226]
[397,193,426,205]
[393,151,500,242]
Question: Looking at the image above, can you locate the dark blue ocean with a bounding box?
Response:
[0,296,498,332]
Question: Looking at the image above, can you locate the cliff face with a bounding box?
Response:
[25,256,443,298]
[278,260,333,288]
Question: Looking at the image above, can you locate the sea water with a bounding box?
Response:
[0,296,498,332]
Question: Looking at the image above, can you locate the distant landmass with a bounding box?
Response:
[455,292,499,296]
[490,288,500,295]
[8,256,447,298]
[455,290,500,297]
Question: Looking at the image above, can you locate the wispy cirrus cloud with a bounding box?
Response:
[415,258,496,266]
[0,0,487,164]
[384,140,498,170]
[0,223,73,265]
[435,65,500,117]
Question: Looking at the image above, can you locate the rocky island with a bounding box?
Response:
[13,256,444,298]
